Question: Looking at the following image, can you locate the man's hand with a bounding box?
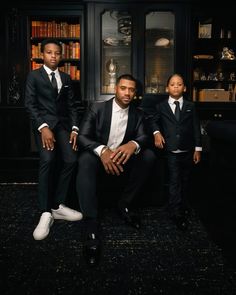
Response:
[69,132,78,151]
[110,141,137,165]
[100,148,124,176]
[41,127,55,150]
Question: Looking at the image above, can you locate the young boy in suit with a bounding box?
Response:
[150,73,202,230]
[25,39,82,240]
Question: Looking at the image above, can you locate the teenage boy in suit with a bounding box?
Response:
[76,74,156,266]
[25,38,82,241]
[150,73,202,231]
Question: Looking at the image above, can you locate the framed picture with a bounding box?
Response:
[198,19,212,38]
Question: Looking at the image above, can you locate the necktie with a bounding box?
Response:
[50,72,58,95]
[174,100,180,121]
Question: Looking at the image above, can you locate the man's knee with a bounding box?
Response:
[142,148,157,166]
[78,151,100,170]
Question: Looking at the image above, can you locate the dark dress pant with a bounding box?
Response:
[167,150,193,216]
[76,148,156,219]
[34,124,78,211]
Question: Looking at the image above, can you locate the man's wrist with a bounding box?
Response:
[130,140,140,154]
[100,146,108,156]
[72,127,79,135]
[72,129,78,135]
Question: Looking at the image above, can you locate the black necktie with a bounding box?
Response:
[174,100,180,121]
[50,72,58,95]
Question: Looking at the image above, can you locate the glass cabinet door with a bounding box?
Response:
[101,10,132,94]
[145,11,175,94]
[94,6,177,101]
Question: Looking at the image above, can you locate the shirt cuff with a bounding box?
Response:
[130,140,140,154]
[94,145,107,157]
[72,126,79,131]
[72,126,79,134]
[38,123,49,132]
[195,147,202,151]
[153,130,160,135]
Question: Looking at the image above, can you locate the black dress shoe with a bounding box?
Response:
[83,233,101,267]
[118,207,141,230]
[171,214,189,231]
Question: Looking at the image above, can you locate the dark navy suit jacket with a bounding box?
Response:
[150,99,202,151]
[25,66,79,131]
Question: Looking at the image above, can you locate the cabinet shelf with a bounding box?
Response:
[192,10,236,104]
[193,59,236,63]
[195,38,235,45]
[31,37,80,41]
[31,58,80,62]
[193,80,236,85]
[103,45,130,49]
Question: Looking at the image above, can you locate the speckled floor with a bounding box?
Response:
[1,184,236,295]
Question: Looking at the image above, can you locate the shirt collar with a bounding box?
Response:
[43,65,59,76]
[113,98,129,113]
[168,96,183,105]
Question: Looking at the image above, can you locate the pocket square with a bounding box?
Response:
[186,109,192,112]
[63,85,69,88]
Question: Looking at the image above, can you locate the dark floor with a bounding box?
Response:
[1,172,236,295]
[1,152,236,294]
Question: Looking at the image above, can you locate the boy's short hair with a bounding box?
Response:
[41,39,62,53]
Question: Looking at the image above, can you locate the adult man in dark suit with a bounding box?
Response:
[150,74,202,231]
[25,39,82,241]
[76,74,155,266]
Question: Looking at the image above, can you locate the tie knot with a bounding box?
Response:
[174,100,179,106]
[51,72,55,77]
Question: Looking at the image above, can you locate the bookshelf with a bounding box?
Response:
[190,6,236,122]
[29,18,81,81]
[192,11,236,103]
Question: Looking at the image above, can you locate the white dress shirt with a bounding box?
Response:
[168,96,183,114]
[94,99,140,156]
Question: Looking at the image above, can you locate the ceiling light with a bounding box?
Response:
[155,38,170,47]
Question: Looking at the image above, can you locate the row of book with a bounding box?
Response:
[31,21,80,38]
[31,42,80,59]
[31,61,80,80]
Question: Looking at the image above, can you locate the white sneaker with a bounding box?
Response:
[51,204,83,221]
[33,212,54,240]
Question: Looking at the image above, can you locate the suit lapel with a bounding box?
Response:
[122,104,136,143]
[101,99,113,144]
[163,100,176,120]
[55,71,66,99]
[59,71,66,87]
[40,66,51,84]
[179,100,189,121]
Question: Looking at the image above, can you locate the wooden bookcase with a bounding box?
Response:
[30,18,81,81]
